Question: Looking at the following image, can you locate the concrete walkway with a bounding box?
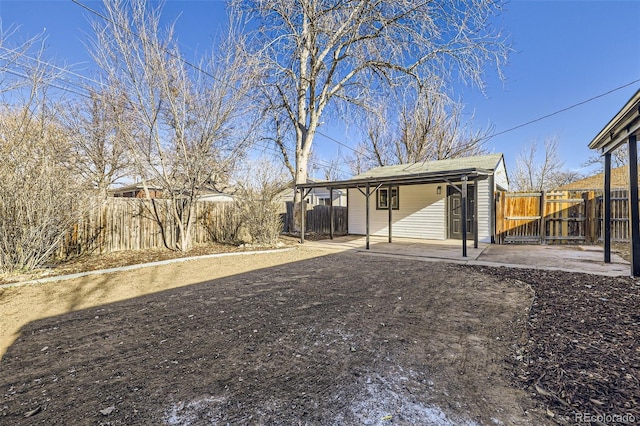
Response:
[303,236,631,277]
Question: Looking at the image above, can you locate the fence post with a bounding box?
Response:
[539,191,546,244]
[494,191,503,244]
[583,191,595,243]
[329,188,334,240]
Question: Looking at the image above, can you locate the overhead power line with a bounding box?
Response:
[485,78,640,141]
[9,1,639,166]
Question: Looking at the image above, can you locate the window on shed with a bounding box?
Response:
[377,187,399,210]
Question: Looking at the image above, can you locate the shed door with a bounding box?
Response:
[448,185,475,239]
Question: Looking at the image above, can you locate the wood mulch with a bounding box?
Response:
[475,265,639,424]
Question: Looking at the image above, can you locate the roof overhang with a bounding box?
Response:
[589,89,640,154]
[296,167,493,190]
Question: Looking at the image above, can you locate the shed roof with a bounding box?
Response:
[297,154,504,190]
[353,154,504,179]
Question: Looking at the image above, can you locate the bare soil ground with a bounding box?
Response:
[0,243,637,425]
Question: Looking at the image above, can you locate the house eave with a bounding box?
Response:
[589,89,640,154]
[296,167,494,190]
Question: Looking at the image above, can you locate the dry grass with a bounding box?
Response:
[0,237,300,286]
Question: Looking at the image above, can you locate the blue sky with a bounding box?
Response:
[1,0,639,177]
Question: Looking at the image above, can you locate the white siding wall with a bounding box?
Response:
[494,157,509,190]
[476,179,492,243]
[348,181,495,242]
[348,184,446,239]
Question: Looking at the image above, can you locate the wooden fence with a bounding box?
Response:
[60,198,240,256]
[281,203,348,235]
[496,189,634,244]
[593,189,631,242]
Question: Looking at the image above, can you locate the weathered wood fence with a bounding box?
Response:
[496,189,633,244]
[60,198,240,256]
[281,203,348,235]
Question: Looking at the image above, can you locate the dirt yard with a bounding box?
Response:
[0,244,637,425]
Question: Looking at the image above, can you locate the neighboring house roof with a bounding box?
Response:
[110,182,163,193]
[197,190,235,202]
[109,182,164,198]
[557,166,635,190]
[109,182,234,200]
[353,154,505,180]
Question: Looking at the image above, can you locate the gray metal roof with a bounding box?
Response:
[297,154,503,190]
[352,154,504,179]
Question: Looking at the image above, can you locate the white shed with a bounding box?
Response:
[348,154,508,243]
[297,153,509,252]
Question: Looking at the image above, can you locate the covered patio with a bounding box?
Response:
[589,89,640,276]
[296,166,496,258]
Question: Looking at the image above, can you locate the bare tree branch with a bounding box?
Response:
[352,81,491,168]
[89,0,255,251]
[512,137,583,191]
[233,0,509,210]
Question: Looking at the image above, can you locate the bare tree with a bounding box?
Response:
[233,159,289,245]
[319,150,348,181]
[0,45,90,272]
[0,22,42,93]
[347,142,376,176]
[512,137,582,192]
[233,0,509,200]
[90,0,255,251]
[582,144,628,172]
[354,82,490,168]
[63,88,132,197]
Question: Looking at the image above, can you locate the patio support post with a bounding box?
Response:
[473,183,478,249]
[604,152,611,263]
[329,188,334,240]
[628,134,640,276]
[461,175,468,257]
[489,175,495,244]
[300,187,305,244]
[388,185,393,243]
[366,183,371,250]
[540,191,547,244]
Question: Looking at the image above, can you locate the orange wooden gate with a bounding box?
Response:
[495,191,597,244]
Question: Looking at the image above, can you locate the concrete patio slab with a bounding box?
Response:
[304,235,485,261]
[474,244,630,277]
[302,236,631,277]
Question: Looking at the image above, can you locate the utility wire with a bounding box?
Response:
[484,78,640,141]
[15,1,640,166]
[0,46,104,87]
[3,68,91,99]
